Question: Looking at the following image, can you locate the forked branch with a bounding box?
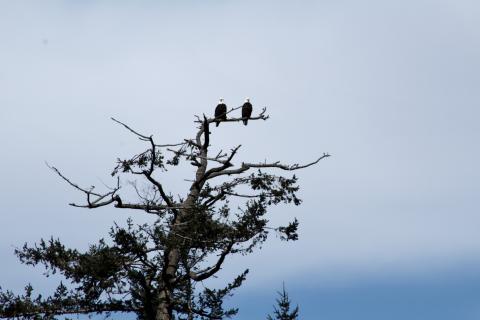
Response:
[188,241,235,281]
[111,117,185,147]
[207,153,331,180]
[46,163,120,208]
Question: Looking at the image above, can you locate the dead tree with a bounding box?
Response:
[0,106,329,320]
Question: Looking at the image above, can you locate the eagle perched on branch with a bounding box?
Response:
[242,98,253,126]
[214,98,227,127]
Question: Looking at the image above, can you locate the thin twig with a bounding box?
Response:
[111,117,150,140]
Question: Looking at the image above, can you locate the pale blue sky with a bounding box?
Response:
[0,1,479,319]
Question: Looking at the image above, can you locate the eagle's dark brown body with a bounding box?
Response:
[242,101,253,125]
[214,102,227,127]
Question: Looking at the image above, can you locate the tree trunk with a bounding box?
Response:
[155,288,172,320]
[156,125,208,320]
[155,193,199,320]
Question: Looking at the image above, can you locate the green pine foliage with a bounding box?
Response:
[267,284,299,320]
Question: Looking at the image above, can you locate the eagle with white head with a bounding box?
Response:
[241,98,253,126]
[214,98,227,127]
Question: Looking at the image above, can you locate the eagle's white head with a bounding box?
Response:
[219,98,224,103]
[245,98,250,103]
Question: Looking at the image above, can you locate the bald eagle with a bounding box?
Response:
[241,98,253,126]
[214,98,227,127]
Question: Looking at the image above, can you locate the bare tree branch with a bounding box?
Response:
[200,145,241,182]
[188,241,234,282]
[111,117,186,147]
[143,173,177,212]
[47,163,123,209]
[207,153,331,180]
[111,117,151,141]
[167,148,229,165]
[47,163,104,197]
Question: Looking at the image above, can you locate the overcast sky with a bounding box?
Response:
[1,1,479,319]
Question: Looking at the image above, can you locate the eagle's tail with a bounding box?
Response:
[216,121,220,127]
[243,119,248,126]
